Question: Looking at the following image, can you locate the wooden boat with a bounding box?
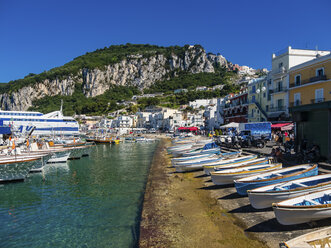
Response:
[248,174,331,209]
[206,157,272,175]
[235,164,318,196]
[182,147,220,157]
[280,226,331,247]
[210,163,282,185]
[203,154,257,175]
[172,153,217,165]
[273,188,331,225]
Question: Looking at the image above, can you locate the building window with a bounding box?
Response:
[251,109,254,117]
[252,95,256,103]
[315,88,324,103]
[252,85,256,93]
[295,75,301,86]
[277,81,282,91]
[266,105,269,111]
[294,93,301,106]
[316,68,324,77]
[277,99,283,110]
[278,62,283,68]
[263,92,266,98]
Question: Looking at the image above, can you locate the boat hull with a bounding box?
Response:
[273,206,331,225]
[211,164,281,185]
[235,166,318,196]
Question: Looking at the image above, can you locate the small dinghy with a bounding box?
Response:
[182,147,220,157]
[280,226,331,247]
[203,154,258,175]
[212,157,273,173]
[248,174,331,209]
[174,151,241,172]
[172,153,218,165]
[210,163,282,185]
[234,164,318,196]
[273,188,331,225]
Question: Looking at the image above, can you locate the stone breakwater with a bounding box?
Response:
[139,139,330,248]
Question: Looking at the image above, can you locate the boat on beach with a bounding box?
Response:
[174,151,242,172]
[248,173,331,209]
[280,226,331,247]
[273,188,331,225]
[210,163,282,185]
[234,164,318,196]
[182,147,220,157]
[203,154,257,175]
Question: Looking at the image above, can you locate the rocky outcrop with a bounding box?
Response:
[0,45,228,111]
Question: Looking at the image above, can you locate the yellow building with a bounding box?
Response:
[289,53,331,160]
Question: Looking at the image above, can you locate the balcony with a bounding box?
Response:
[289,74,328,88]
[271,87,287,94]
[289,101,301,107]
[310,75,327,83]
[311,98,325,104]
[268,106,286,112]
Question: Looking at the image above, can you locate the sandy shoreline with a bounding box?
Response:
[139,137,329,247]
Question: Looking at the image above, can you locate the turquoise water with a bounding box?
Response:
[0,142,158,248]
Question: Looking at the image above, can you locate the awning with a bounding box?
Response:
[281,123,294,131]
[271,123,293,130]
[220,122,239,129]
[177,127,199,131]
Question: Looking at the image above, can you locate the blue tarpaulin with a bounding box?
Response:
[203,142,218,150]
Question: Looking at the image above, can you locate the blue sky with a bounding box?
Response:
[0,0,330,82]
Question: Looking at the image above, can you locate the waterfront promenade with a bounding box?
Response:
[139,136,330,248]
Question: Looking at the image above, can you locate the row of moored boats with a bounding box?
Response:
[168,135,331,247]
[0,139,94,183]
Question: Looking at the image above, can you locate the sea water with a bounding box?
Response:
[0,142,158,248]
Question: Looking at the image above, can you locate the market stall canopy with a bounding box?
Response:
[220,122,239,129]
[271,123,293,131]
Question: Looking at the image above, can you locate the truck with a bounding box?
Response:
[238,122,272,140]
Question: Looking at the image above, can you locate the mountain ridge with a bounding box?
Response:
[0,44,231,112]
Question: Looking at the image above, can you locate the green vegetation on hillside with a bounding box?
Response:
[28,84,139,116]
[144,66,235,94]
[1,44,203,94]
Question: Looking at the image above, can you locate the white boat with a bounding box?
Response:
[203,155,257,175]
[248,174,331,209]
[235,164,318,196]
[0,108,79,136]
[273,188,331,225]
[0,154,51,182]
[280,226,331,248]
[47,152,71,164]
[182,147,220,157]
[172,153,217,165]
[210,163,282,185]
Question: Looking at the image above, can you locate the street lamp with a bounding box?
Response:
[255,85,266,121]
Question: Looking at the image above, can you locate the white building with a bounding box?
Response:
[112,115,134,128]
[196,86,208,91]
[136,112,151,128]
[174,89,188,94]
[186,110,204,128]
[214,98,225,128]
[189,98,217,109]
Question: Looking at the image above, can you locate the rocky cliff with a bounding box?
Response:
[0,45,228,111]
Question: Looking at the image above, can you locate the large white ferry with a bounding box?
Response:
[0,108,79,136]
